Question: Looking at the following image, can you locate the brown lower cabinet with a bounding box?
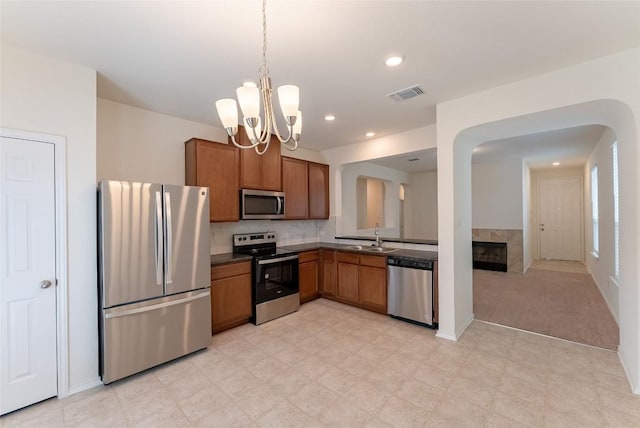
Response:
[320,250,336,296]
[331,251,388,314]
[336,252,359,301]
[210,261,252,334]
[299,250,320,303]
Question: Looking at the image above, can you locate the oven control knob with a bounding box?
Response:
[265,274,270,279]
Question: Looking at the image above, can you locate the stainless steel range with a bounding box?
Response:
[233,232,299,325]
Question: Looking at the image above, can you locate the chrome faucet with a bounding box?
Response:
[374,223,382,247]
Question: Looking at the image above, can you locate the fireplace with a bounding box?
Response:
[472,241,508,272]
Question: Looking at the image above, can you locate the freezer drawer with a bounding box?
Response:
[100,289,211,384]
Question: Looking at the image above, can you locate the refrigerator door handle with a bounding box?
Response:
[164,191,173,284]
[154,191,163,285]
[104,291,210,319]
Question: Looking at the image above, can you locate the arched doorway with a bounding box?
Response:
[437,95,639,392]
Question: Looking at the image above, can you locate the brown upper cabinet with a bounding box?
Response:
[308,162,330,219]
[235,126,282,191]
[282,156,309,219]
[185,138,239,222]
[282,156,330,220]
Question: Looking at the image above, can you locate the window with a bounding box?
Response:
[591,165,599,256]
[612,142,620,278]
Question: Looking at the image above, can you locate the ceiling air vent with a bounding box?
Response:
[387,85,425,102]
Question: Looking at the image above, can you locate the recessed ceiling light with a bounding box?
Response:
[385,55,404,67]
[552,162,560,166]
[242,81,257,88]
[365,132,376,137]
[324,114,335,121]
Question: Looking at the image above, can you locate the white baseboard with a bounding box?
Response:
[435,331,457,341]
[456,314,475,339]
[617,349,640,396]
[61,378,103,398]
[590,273,619,326]
[436,313,475,341]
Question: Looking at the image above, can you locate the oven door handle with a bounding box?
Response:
[257,255,299,265]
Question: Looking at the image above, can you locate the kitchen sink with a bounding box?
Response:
[346,245,397,254]
[367,247,398,253]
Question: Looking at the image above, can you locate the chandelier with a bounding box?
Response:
[215,0,301,154]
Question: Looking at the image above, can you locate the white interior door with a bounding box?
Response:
[538,177,583,261]
[1,137,57,415]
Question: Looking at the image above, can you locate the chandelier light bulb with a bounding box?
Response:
[236,86,260,120]
[215,99,238,130]
[244,117,262,142]
[278,85,300,121]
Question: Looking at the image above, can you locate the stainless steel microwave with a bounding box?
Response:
[240,189,285,220]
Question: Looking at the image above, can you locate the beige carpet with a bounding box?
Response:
[473,263,619,350]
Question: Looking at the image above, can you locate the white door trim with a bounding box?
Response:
[0,127,69,399]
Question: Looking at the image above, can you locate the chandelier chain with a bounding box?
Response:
[260,0,268,75]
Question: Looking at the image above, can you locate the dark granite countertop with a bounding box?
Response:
[283,243,438,261]
[211,241,438,267]
[335,235,438,246]
[210,253,253,266]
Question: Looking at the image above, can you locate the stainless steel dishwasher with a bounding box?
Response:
[387,256,436,328]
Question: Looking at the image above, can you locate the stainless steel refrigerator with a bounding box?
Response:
[98,180,211,384]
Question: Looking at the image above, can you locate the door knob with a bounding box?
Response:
[40,280,52,289]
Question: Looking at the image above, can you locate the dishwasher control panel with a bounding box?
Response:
[387,256,433,270]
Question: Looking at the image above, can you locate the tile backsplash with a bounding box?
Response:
[210,217,336,254]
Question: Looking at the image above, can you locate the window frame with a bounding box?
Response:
[612,141,620,280]
[590,164,599,258]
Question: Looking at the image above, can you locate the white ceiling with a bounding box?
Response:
[368,124,605,173]
[1,1,639,153]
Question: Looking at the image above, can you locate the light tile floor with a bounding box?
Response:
[2,298,639,427]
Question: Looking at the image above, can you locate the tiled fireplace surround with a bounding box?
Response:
[472,228,524,273]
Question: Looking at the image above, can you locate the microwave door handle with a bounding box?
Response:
[277,196,283,215]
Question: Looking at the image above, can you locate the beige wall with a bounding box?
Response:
[406,170,438,240]
[97,99,227,184]
[1,43,99,393]
[472,159,524,229]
